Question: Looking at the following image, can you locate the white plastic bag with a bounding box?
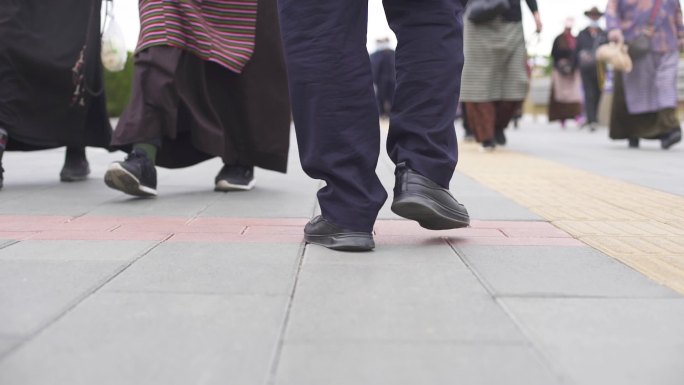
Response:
[101,16,127,72]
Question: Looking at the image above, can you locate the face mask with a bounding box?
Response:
[589,20,600,28]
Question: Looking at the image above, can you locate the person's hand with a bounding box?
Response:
[534,12,542,33]
[608,29,624,44]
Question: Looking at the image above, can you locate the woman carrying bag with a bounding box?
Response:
[606,0,684,149]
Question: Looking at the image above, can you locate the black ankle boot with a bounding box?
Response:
[60,147,90,182]
[628,138,640,149]
[661,128,682,150]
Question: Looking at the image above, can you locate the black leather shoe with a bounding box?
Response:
[60,159,90,182]
[304,216,375,252]
[104,148,158,197]
[661,128,682,150]
[391,163,470,230]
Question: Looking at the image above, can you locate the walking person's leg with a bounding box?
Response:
[383,0,470,229]
[278,0,387,250]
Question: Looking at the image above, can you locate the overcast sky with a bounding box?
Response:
[112,0,682,56]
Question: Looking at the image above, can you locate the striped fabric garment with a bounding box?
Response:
[137,0,257,73]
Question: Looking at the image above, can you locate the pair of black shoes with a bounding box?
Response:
[104,149,255,197]
[305,163,470,252]
[628,128,682,150]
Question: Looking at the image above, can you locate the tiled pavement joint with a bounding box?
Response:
[266,241,308,385]
[447,240,570,385]
[0,234,174,361]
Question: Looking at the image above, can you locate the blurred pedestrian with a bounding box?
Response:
[278,0,471,251]
[576,7,607,131]
[0,0,112,190]
[549,18,583,128]
[461,0,543,151]
[370,37,396,118]
[607,0,683,149]
[105,0,290,196]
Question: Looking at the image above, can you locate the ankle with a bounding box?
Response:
[133,143,159,164]
[65,146,86,163]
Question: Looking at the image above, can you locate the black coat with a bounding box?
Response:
[0,0,111,150]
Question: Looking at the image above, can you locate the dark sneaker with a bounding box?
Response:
[661,128,682,150]
[494,129,507,145]
[215,164,255,191]
[391,163,470,230]
[104,149,157,197]
[304,216,375,252]
[60,158,90,182]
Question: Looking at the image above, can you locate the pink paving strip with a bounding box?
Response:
[0,215,584,246]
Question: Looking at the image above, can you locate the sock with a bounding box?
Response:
[133,143,158,164]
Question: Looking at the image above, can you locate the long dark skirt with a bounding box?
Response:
[609,72,680,140]
[464,101,522,142]
[0,0,111,151]
[112,0,290,172]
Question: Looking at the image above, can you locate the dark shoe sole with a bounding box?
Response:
[215,179,256,192]
[392,193,470,230]
[104,164,157,197]
[60,172,90,182]
[305,232,375,252]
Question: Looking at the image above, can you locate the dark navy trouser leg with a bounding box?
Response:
[278,0,387,232]
[384,0,464,188]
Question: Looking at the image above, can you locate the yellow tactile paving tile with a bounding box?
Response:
[457,143,684,294]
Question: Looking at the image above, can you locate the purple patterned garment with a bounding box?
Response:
[606,0,684,53]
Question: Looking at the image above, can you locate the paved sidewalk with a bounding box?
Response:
[0,123,683,385]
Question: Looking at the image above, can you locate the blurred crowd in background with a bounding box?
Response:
[1,0,682,193]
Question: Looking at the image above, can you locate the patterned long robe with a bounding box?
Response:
[137,0,258,73]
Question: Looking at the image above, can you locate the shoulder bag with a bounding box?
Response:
[627,0,662,59]
[466,0,511,24]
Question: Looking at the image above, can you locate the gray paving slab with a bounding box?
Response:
[458,245,679,298]
[104,242,301,295]
[201,170,319,218]
[0,335,23,357]
[87,186,222,218]
[0,180,117,216]
[274,343,560,385]
[305,241,467,267]
[0,240,158,262]
[285,257,525,343]
[503,298,684,385]
[0,292,288,385]
[0,260,127,335]
[544,346,684,385]
[503,298,684,347]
